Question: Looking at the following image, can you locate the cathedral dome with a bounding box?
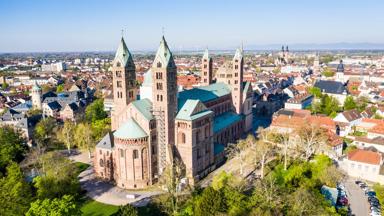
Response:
[114,117,148,140]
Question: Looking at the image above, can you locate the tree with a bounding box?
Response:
[296,125,327,161]
[0,126,26,172]
[0,162,32,216]
[26,195,81,216]
[92,118,111,142]
[226,140,248,176]
[34,152,80,199]
[157,159,185,215]
[309,87,322,98]
[322,68,335,77]
[274,132,292,170]
[34,117,56,152]
[116,204,138,216]
[85,99,108,123]
[58,120,76,154]
[56,84,64,93]
[194,187,225,216]
[343,96,356,110]
[75,123,94,158]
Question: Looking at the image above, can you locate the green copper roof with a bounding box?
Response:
[114,117,148,139]
[178,82,231,110]
[176,99,213,121]
[152,36,175,68]
[141,69,152,87]
[213,112,243,133]
[114,37,134,68]
[131,98,154,121]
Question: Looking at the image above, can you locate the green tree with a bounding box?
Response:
[56,84,64,93]
[343,96,356,110]
[34,117,56,152]
[26,195,81,216]
[194,187,225,216]
[85,99,108,123]
[0,126,26,172]
[34,152,80,199]
[322,68,335,77]
[309,87,322,98]
[75,123,94,158]
[115,204,138,216]
[0,162,32,216]
[92,118,111,142]
[57,120,76,154]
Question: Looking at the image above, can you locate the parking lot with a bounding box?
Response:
[343,178,381,216]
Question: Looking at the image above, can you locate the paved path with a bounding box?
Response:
[344,178,370,216]
[78,167,163,206]
[70,151,163,206]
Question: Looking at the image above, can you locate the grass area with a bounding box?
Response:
[75,162,90,173]
[80,197,119,216]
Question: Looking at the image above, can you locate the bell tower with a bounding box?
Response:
[151,36,178,173]
[111,37,137,130]
[200,48,213,86]
[232,47,243,114]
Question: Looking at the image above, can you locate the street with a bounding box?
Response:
[344,178,370,216]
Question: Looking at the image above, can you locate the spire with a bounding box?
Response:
[113,37,134,67]
[286,45,289,52]
[152,36,175,68]
[203,48,209,59]
[233,47,243,60]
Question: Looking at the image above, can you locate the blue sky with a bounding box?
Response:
[0,0,384,52]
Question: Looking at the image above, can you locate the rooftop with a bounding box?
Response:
[213,111,242,133]
[348,149,381,165]
[114,117,148,140]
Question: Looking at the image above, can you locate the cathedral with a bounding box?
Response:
[94,36,253,189]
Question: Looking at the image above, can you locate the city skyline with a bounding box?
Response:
[1,0,384,52]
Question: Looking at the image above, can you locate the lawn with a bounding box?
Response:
[75,162,91,174]
[80,198,119,216]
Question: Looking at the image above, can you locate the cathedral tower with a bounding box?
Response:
[111,37,138,130]
[151,36,178,173]
[231,47,243,114]
[200,48,213,86]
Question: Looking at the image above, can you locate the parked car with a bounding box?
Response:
[369,197,379,202]
[366,191,377,197]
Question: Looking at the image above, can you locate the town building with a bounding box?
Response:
[94,36,253,189]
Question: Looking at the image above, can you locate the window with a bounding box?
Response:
[128,91,133,98]
[117,81,122,88]
[116,62,121,67]
[116,71,122,77]
[152,146,156,155]
[120,149,124,157]
[204,72,207,75]
[156,83,163,90]
[235,80,238,84]
[133,150,138,159]
[204,64,207,69]
[156,72,163,79]
[99,159,104,167]
[196,131,200,142]
[99,150,102,155]
[235,73,238,77]
[205,126,209,138]
[160,95,163,102]
[178,132,186,144]
[197,148,201,159]
[157,62,162,68]
[235,65,238,70]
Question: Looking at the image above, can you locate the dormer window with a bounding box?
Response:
[157,62,162,68]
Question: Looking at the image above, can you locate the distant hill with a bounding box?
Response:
[246,43,384,50]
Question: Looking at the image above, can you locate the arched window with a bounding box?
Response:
[157,62,162,68]
[133,150,138,159]
[99,159,104,167]
[106,160,110,168]
[178,132,186,144]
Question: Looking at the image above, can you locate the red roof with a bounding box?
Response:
[348,149,381,165]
